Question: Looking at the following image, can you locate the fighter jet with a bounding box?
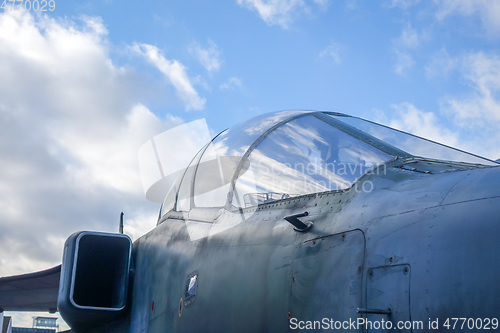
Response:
[1,110,499,332]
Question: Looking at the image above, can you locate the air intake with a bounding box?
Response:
[58,231,132,329]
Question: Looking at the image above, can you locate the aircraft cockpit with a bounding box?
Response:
[3,113,499,333]
[160,111,498,216]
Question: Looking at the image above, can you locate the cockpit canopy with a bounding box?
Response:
[161,111,497,215]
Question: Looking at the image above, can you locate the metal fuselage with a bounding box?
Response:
[87,158,500,332]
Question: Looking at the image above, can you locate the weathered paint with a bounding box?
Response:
[116,162,500,332]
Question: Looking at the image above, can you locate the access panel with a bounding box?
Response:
[365,264,411,332]
[289,230,365,332]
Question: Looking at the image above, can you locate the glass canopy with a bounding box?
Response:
[161,111,498,215]
[231,115,392,208]
[327,114,498,166]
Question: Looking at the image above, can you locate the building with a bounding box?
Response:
[11,329,55,333]
[10,317,57,333]
[0,313,13,333]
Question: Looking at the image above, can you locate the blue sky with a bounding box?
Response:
[12,0,499,137]
[1,0,500,328]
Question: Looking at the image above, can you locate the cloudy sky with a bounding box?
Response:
[1,0,500,328]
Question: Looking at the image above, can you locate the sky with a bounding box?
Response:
[1,0,500,329]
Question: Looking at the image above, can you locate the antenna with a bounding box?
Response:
[119,212,124,234]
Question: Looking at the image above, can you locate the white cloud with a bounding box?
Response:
[394,24,419,49]
[425,47,459,78]
[188,39,222,73]
[391,23,419,77]
[383,103,459,147]
[387,0,420,9]
[237,0,327,29]
[319,41,343,64]
[434,0,500,37]
[133,43,206,111]
[313,0,329,10]
[52,104,183,195]
[394,50,415,75]
[378,51,500,160]
[427,49,500,126]
[123,209,160,242]
[376,101,500,160]
[345,0,358,10]
[442,51,500,125]
[81,15,108,36]
[0,9,175,268]
[220,77,244,90]
[192,74,211,92]
[0,11,191,328]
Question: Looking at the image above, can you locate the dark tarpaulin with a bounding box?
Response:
[0,265,60,312]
